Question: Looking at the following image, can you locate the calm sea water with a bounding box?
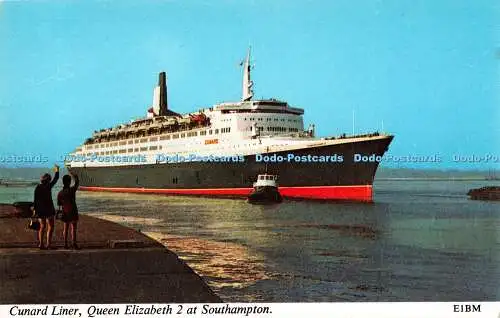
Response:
[1,180,499,302]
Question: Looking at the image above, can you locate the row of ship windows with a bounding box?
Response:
[86,127,231,150]
[253,127,300,132]
[267,127,300,132]
[89,146,163,155]
[245,118,300,122]
[84,141,268,156]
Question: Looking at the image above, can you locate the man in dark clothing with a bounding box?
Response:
[57,172,80,249]
[34,164,59,249]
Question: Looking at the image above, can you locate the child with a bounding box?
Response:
[57,172,80,249]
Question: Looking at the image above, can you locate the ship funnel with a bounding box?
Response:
[151,71,180,118]
[158,72,168,116]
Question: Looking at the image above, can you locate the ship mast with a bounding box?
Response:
[241,47,254,101]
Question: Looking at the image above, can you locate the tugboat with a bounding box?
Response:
[247,174,283,204]
[467,186,500,201]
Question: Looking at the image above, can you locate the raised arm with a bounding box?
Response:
[72,173,79,191]
[50,165,60,188]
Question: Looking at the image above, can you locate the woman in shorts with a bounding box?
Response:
[57,172,80,249]
[34,164,59,249]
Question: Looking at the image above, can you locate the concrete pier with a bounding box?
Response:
[0,204,221,303]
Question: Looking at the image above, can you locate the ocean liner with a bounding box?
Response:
[66,49,393,201]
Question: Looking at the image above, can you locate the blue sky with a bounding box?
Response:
[0,0,498,169]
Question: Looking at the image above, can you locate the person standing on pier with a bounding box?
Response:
[57,172,80,249]
[34,164,59,249]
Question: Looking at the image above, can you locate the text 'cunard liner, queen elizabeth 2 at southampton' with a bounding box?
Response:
[65,49,394,201]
